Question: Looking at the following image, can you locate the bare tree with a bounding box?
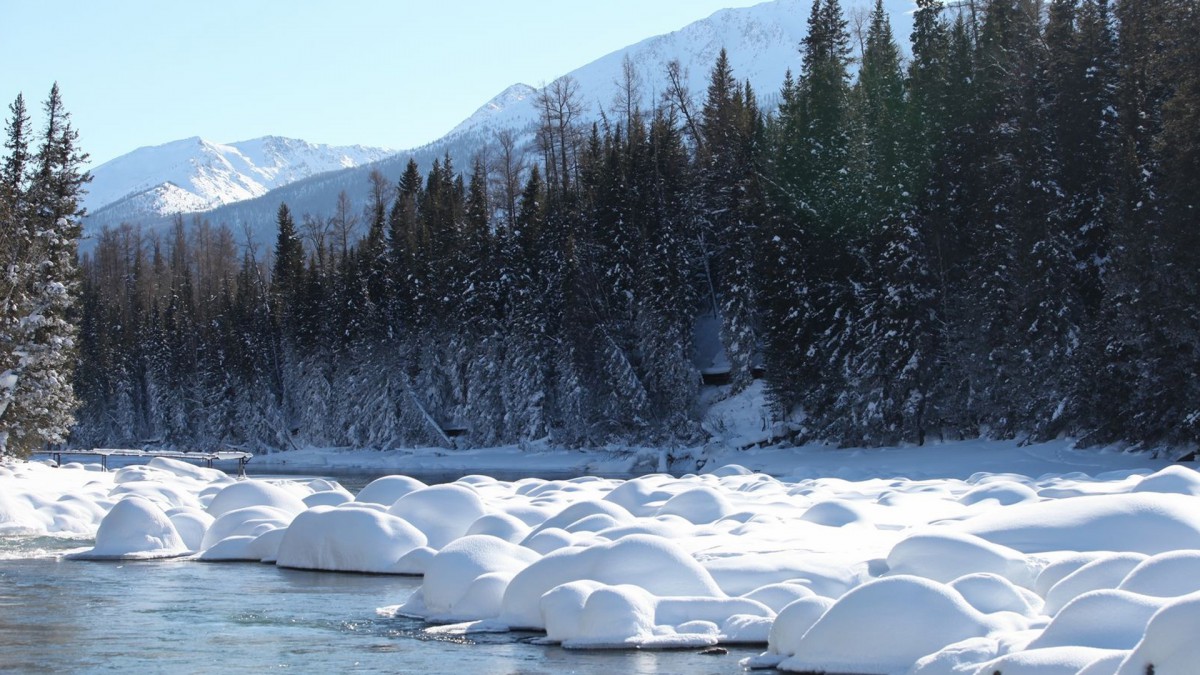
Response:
[302,212,333,272]
[536,75,584,195]
[613,53,643,131]
[331,190,359,260]
[491,129,525,229]
[367,169,392,225]
[662,59,703,150]
[849,4,871,63]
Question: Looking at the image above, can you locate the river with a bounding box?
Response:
[0,468,762,674]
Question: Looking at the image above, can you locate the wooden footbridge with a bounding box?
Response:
[44,448,253,477]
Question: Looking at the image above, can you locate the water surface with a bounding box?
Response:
[0,537,760,673]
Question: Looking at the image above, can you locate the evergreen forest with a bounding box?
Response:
[43,0,1200,454]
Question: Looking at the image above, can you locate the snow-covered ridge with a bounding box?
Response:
[84,0,917,243]
[442,0,818,145]
[84,135,395,218]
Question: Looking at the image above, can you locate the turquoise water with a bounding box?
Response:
[0,540,759,674]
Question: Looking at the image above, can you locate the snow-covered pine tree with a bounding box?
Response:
[1,84,89,457]
[833,0,940,446]
[762,0,854,436]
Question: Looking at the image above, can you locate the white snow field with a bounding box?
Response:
[3,445,1200,674]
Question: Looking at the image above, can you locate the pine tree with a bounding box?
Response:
[271,203,304,307]
[831,0,941,445]
[2,84,89,456]
[763,0,854,434]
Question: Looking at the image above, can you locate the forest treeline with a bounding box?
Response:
[68,0,1199,452]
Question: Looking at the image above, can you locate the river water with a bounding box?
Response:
[0,469,762,674]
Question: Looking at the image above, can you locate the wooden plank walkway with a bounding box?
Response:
[46,448,253,476]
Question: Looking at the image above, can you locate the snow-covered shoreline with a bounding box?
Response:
[3,441,1199,674]
[250,437,1174,483]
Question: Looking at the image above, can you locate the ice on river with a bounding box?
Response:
[3,445,1200,674]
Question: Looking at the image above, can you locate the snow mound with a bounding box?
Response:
[541,584,773,649]
[465,513,530,542]
[355,475,426,505]
[197,535,260,561]
[206,480,308,518]
[765,596,836,659]
[70,496,188,560]
[1042,553,1148,615]
[800,499,871,527]
[561,584,659,648]
[541,580,607,643]
[741,582,816,613]
[950,573,1043,616]
[770,576,993,674]
[1116,591,1200,674]
[144,457,231,483]
[417,535,540,621]
[303,490,353,508]
[525,499,633,538]
[200,505,294,551]
[1117,550,1200,597]
[387,484,487,549]
[654,487,733,524]
[275,505,427,574]
[976,646,1128,675]
[959,480,1040,506]
[1132,465,1200,496]
[886,530,1035,586]
[0,490,48,533]
[956,493,1200,554]
[603,477,674,516]
[166,507,213,551]
[1029,590,1168,650]
[498,534,724,630]
[1034,552,1108,597]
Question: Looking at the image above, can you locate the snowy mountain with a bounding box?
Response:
[85,0,916,244]
[84,136,395,226]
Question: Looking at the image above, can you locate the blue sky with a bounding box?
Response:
[1,1,766,167]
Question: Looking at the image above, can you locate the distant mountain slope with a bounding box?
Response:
[84,136,395,228]
[84,0,916,246]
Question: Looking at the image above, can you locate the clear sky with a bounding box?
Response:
[1,0,767,168]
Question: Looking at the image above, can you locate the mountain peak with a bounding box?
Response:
[85,136,396,223]
[85,0,917,242]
